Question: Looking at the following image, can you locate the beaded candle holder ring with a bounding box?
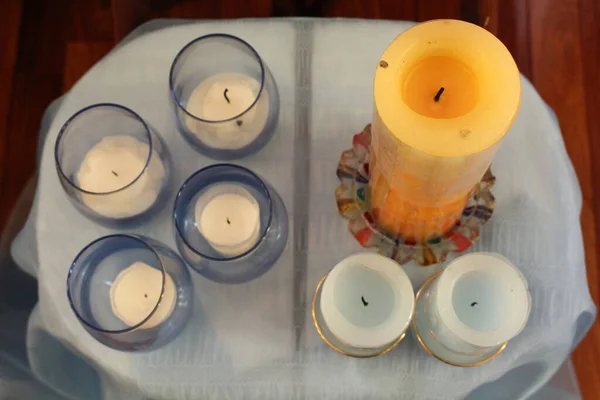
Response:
[336,125,496,266]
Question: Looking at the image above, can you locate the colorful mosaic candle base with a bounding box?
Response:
[336,125,496,266]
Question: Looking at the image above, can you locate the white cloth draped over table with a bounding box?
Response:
[10,18,595,400]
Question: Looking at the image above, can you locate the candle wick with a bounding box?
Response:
[236,120,243,127]
[471,302,478,307]
[226,217,231,225]
[361,296,369,306]
[224,88,230,104]
[144,294,148,298]
[434,87,445,102]
[111,170,118,177]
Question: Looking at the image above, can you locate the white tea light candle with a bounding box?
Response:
[109,261,177,328]
[76,136,165,218]
[428,253,531,354]
[320,253,414,349]
[185,73,269,149]
[194,184,261,257]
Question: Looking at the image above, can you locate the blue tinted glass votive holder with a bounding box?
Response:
[173,164,288,284]
[169,34,280,160]
[67,234,193,352]
[55,103,171,227]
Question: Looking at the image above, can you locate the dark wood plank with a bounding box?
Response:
[220,0,272,18]
[0,1,21,99]
[1,0,71,227]
[529,0,595,289]
[574,0,600,397]
[270,0,298,16]
[63,41,115,92]
[316,0,416,19]
[480,0,532,79]
[479,0,499,33]
[112,0,151,41]
[0,73,62,227]
[71,0,115,41]
[375,0,417,20]
[113,0,272,41]
[459,0,480,24]
[529,1,599,397]
[321,0,375,18]
[14,0,72,75]
[0,0,22,227]
[152,0,220,19]
[416,0,461,21]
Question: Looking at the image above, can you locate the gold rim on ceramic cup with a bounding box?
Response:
[412,272,507,367]
[312,272,409,358]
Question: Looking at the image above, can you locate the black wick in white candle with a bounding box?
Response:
[434,87,445,102]
[226,217,231,225]
[111,171,119,177]
[223,88,231,104]
[470,302,478,307]
[361,296,369,306]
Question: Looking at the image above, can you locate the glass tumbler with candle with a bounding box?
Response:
[169,34,279,160]
[173,164,288,284]
[55,104,171,226]
[67,234,193,352]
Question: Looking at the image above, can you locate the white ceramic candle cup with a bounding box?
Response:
[425,253,531,354]
[170,34,280,160]
[319,253,414,350]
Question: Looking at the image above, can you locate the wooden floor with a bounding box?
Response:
[0,0,598,397]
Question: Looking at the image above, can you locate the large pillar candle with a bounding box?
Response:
[371,20,521,241]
